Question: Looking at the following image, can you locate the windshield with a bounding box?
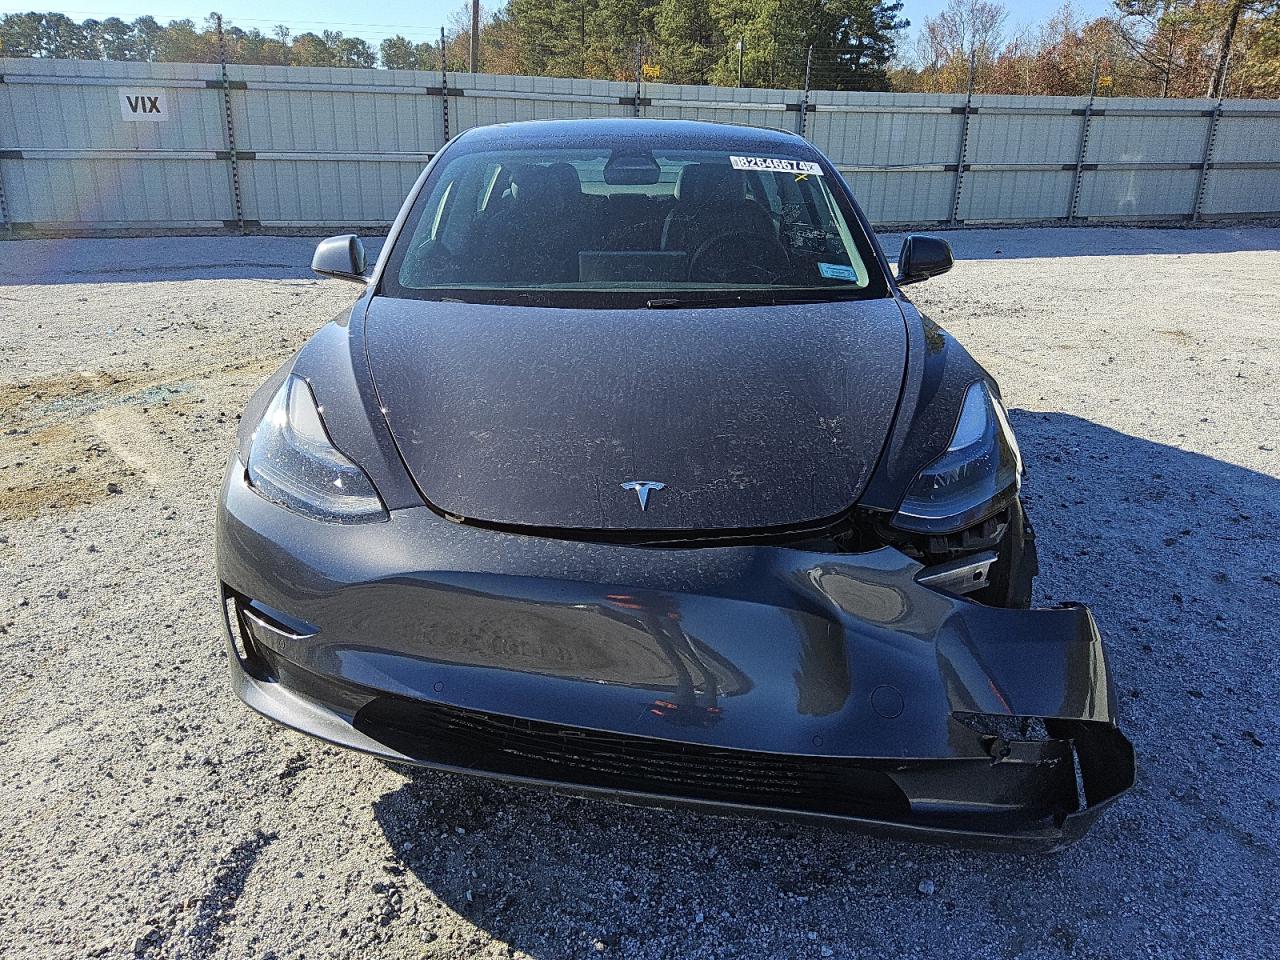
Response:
[379,143,888,307]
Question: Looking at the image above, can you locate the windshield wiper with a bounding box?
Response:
[645,291,865,309]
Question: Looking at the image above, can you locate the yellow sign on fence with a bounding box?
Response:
[641,64,661,80]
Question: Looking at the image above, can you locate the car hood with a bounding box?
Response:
[363,296,908,531]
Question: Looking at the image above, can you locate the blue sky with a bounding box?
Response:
[0,0,1119,49]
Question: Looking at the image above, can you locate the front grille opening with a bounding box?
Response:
[354,697,909,819]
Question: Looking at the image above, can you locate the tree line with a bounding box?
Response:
[0,12,380,67]
[0,1,1276,98]
[897,1,1278,98]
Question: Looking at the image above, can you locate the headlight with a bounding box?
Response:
[892,381,1021,535]
[246,375,387,523]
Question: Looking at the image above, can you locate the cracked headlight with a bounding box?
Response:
[892,381,1022,535]
[247,374,387,523]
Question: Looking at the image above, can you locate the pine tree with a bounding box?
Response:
[380,35,418,70]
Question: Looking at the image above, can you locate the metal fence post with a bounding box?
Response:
[796,45,813,139]
[1068,60,1100,223]
[0,35,10,230]
[0,155,11,233]
[439,26,451,144]
[634,43,643,118]
[1187,59,1228,224]
[215,14,245,232]
[948,51,977,226]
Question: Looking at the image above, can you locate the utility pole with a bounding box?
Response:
[469,0,479,73]
[737,36,744,87]
[1207,0,1243,99]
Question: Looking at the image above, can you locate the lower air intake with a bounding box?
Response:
[353,697,909,818]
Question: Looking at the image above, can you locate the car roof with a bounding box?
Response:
[453,117,817,156]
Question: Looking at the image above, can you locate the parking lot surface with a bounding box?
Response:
[1,227,1277,959]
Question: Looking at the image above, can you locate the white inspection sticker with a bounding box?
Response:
[729,156,823,176]
[818,262,859,282]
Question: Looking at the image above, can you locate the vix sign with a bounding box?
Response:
[119,89,169,122]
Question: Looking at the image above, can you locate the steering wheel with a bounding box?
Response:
[688,230,791,285]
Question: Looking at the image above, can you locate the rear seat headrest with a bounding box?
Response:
[543,162,583,195]
[511,163,582,206]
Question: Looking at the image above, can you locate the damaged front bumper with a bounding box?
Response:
[216,463,1134,851]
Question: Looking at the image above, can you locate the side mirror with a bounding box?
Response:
[312,234,368,283]
[896,235,953,286]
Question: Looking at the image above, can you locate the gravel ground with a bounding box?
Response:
[1,226,1278,960]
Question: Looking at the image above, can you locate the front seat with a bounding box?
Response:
[486,163,585,283]
[660,163,779,257]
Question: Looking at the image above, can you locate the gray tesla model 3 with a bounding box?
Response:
[216,118,1133,849]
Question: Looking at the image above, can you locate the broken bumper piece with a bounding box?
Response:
[217,465,1135,850]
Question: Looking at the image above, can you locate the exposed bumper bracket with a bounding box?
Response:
[915,550,998,595]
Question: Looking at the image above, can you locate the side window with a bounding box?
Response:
[663,160,693,197]
[428,181,454,240]
[438,172,474,250]
[400,158,486,262]
[477,162,505,212]
[573,157,608,195]
[402,174,454,253]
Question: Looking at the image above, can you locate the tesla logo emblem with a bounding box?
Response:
[620,480,666,511]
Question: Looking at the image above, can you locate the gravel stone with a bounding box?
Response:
[1,228,1277,959]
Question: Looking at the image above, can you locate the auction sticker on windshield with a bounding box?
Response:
[730,156,823,176]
